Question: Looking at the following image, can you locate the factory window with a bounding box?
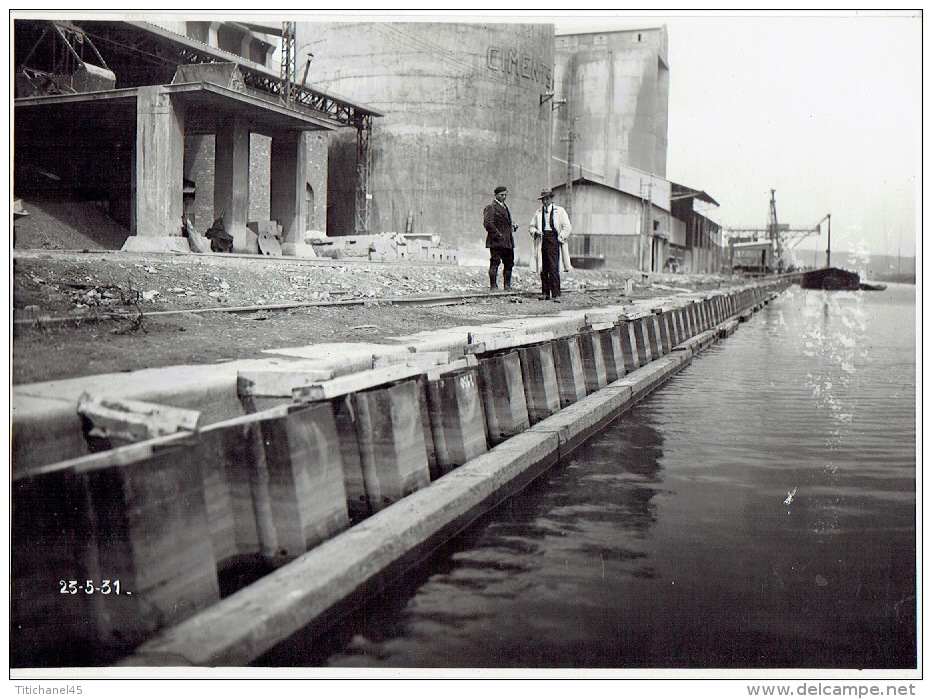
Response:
[593,35,607,46]
[636,33,643,42]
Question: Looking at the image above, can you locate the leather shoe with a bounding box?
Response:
[552,297,561,303]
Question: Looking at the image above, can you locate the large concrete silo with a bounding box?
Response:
[555,27,669,186]
[296,21,555,263]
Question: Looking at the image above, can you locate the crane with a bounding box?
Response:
[724,190,826,273]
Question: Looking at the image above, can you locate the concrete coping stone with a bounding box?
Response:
[292,362,432,402]
[465,330,555,355]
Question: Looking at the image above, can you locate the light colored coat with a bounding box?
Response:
[529,204,573,272]
[528,204,572,242]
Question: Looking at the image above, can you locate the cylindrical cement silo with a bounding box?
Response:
[297,21,554,264]
[554,27,670,185]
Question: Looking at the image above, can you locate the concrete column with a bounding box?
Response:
[124,86,188,252]
[215,115,252,251]
[270,131,307,246]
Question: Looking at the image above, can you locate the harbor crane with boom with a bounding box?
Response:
[724,190,828,274]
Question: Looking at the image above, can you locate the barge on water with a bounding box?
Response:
[799,266,861,290]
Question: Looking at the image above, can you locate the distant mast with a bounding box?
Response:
[825,214,831,268]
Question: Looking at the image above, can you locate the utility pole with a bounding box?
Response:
[281,21,295,106]
[561,117,578,219]
[639,177,653,272]
[540,91,565,188]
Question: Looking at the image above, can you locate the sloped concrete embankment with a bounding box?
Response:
[11,280,788,668]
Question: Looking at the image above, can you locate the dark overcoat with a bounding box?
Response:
[483,201,515,249]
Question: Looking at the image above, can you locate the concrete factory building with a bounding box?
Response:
[552,26,723,274]
[299,21,556,264]
[13,19,378,256]
[13,18,723,272]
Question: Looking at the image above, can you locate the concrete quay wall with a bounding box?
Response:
[11,279,788,668]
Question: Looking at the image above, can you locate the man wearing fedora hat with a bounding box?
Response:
[483,185,518,290]
[529,188,572,301]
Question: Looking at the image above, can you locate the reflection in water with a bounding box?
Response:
[259,285,915,670]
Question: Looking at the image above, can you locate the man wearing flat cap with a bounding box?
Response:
[483,185,518,290]
[529,188,572,301]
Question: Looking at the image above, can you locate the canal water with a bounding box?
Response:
[264,283,917,670]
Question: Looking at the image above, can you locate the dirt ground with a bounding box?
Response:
[11,201,729,385]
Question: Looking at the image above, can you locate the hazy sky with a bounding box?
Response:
[554,10,921,260]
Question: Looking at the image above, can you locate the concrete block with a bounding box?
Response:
[598,326,626,383]
[517,341,561,424]
[552,335,587,408]
[330,396,369,523]
[352,379,431,512]
[632,317,653,366]
[11,470,99,667]
[579,330,608,393]
[426,367,488,477]
[477,351,531,445]
[280,242,318,258]
[617,320,639,374]
[83,443,221,649]
[195,423,263,570]
[257,403,350,560]
[292,363,428,401]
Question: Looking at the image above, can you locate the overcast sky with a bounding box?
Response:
[553,10,921,260]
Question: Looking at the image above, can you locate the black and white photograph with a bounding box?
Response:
[8,8,921,693]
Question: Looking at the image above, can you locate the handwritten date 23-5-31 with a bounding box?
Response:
[59,580,130,595]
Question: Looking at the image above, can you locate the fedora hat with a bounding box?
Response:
[538,189,554,200]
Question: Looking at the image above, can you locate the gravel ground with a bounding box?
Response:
[11,249,728,386]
